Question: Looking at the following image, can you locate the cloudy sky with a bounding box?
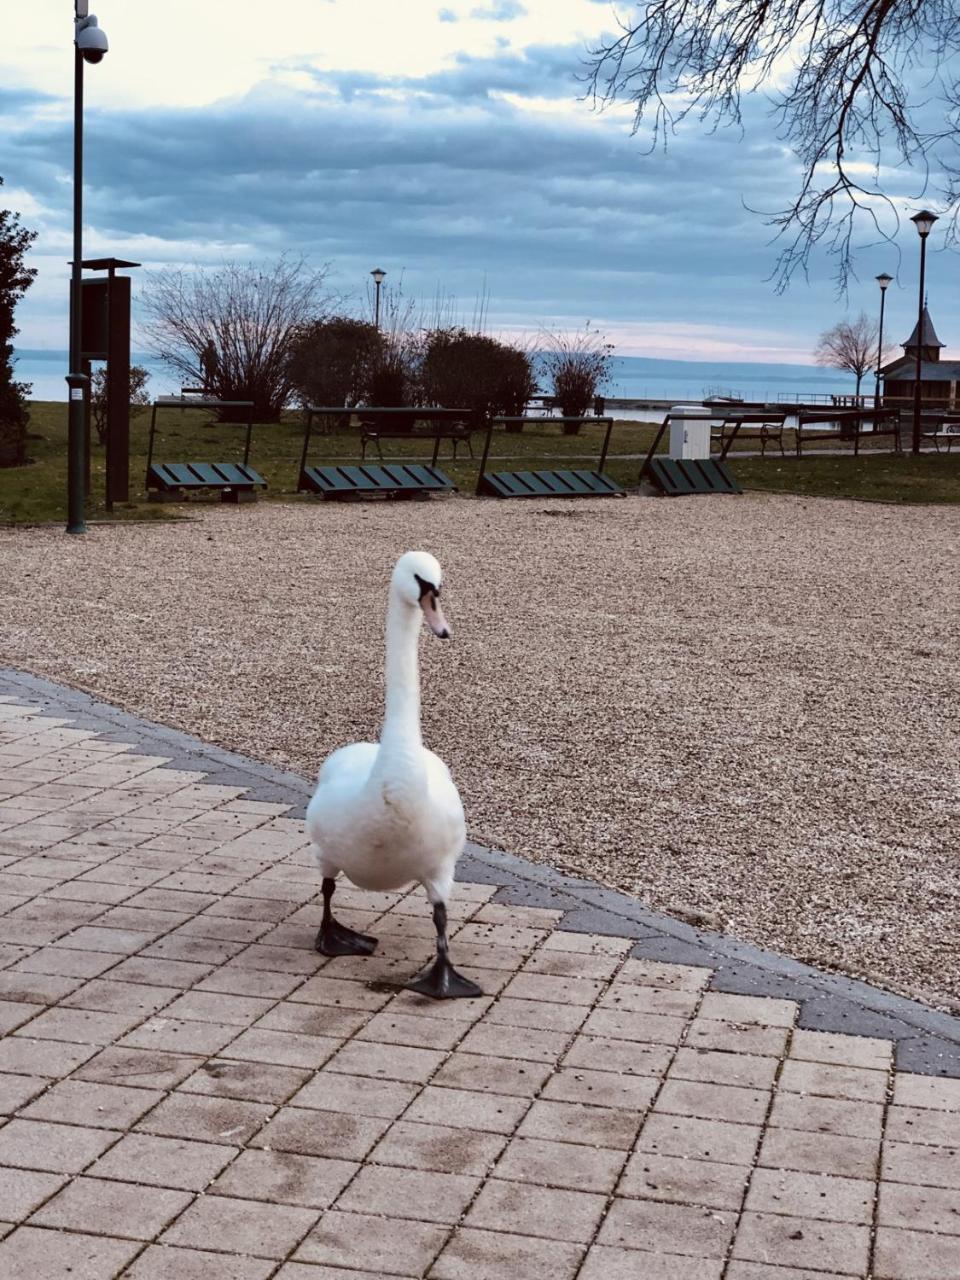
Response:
[2,0,957,363]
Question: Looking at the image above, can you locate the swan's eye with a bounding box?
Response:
[414,573,440,600]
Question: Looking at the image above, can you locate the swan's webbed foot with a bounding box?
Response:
[405,954,482,1000]
[405,899,482,1000]
[315,875,377,957]
[315,919,378,957]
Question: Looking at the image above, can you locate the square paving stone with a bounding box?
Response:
[482,996,589,1035]
[893,1073,960,1112]
[789,1029,893,1071]
[579,1245,723,1280]
[779,1058,889,1103]
[562,1034,674,1078]
[618,1151,751,1210]
[428,1226,584,1280]
[89,1132,238,1190]
[599,983,700,1017]
[74,1046,202,1090]
[501,972,605,1006]
[874,1226,960,1278]
[296,1208,448,1274]
[685,1019,789,1058]
[670,1047,779,1090]
[162,1194,319,1259]
[0,1167,68,1220]
[250,1106,390,1160]
[370,1119,507,1176]
[732,1211,870,1274]
[879,1182,960,1234]
[885,1105,960,1147]
[0,1225,141,1280]
[222,1027,343,1070]
[336,1163,480,1224]
[120,1244,277,1279]
[19,1078,163,1129]
[581,1008,687,1044]
[210,1149,358,1208]
[432,1052,552,1098]
[635,1113,762,1165]
[181,1058,311,1104]
[136,1094,273,1145]
[466,1177,607,1242]
[598,1197,735,1257]
[745,1168,874,1223]
[0,1071,46,1112]
[698,993,797,1027]
[494,1134,628,1194]
[456,1021,569,1064]
[654,1078,770,1125]
[882,1140,960,1190]
[354,1009,466,1051]
[290,1070,418,1119]
[0,1119,118,1172]
[405,1085,529,1135]
[541,1065,659,1112]
[326,1038,447,1083]
[768,1092,884,1139]
[29,1175,191,1238]
[12,1006,138,1044]
[119,1016,241,1056]
[255,1002,368,1041]
[161,990,275,1026]
[726,1267,858,1280]
[289,974,392,1011]
[521,946,623,981]
[0,1034,97,1075]
[60,978,179,1017]
[758,1126,880,1180]
[519,1099,642,1150]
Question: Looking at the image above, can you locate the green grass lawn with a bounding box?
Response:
[3,401,959,525]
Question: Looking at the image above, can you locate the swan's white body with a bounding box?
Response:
[305,552,466,906]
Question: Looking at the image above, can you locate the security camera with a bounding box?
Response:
[76,15,108,64]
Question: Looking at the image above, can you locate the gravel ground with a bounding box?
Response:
[2,495,959,1008]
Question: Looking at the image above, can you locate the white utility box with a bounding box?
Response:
[668,404,715,460]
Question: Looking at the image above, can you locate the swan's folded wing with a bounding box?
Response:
[316,742,378,788]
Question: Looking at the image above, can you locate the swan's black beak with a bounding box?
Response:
[416,576,450,639]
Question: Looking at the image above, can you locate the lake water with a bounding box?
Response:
[14,348,859,406]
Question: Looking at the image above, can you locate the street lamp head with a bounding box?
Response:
[76,14,108,64]
[876,272,893,291]
[370,268,386,284]
[910,210,938,238]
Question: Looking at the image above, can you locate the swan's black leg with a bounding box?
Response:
[405,902,482,999]
[315,877,378,957]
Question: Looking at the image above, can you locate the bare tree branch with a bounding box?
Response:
[584,1,960,286]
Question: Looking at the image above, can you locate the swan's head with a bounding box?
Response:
[392,551,450,639]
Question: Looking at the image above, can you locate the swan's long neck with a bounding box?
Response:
[378,592,424,763]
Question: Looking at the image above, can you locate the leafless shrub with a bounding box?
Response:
[90,365,151,445]
[539,326,614,433]
[140,257,332,421]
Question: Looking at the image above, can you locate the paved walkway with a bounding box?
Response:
[0,676,959,1279]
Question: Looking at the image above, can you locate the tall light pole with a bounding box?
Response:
[66,2,109,535]
[910,210,938,456]
[370,267,386,329]
[873,273,892,410]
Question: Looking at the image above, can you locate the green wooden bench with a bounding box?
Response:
[646,456,742,496]
[299,463,455,499]
[145,397,265,503]
[475,417,624,499]
[478,468,623,498]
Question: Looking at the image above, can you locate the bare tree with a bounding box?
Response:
[539,325,614,434]
[585,2,960,287]
[140,257,331,421]
[814,312,884,397]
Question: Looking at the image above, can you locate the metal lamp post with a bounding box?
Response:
[66,1,109,534]
[873,273,892,410]
[910,210,938,455]
[370,268,386,329]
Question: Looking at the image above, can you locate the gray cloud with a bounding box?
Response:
[4,42,957,355]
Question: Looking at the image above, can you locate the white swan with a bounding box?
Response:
[305,550,481,999]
